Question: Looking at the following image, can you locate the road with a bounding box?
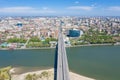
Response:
[54,25,70,80]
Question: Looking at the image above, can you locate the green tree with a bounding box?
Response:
[7,38,26,43]
[30,37,41,42]
[80,28,115,44]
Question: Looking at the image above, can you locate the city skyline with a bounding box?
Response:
[0,0,120,16]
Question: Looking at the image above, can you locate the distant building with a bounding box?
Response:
[17,22,23,27]
[0,42,8,47]
[67,29,80,37]
[49,41,57,47]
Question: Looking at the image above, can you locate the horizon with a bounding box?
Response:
[0,0,120,16]
[1,15,120,17]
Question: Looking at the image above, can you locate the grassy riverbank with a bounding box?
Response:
[0,43,119,50]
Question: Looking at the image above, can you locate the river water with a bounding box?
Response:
[0,45,120,80]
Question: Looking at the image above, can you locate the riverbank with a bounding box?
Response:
[0,47,56,50]
[11,68,95,80]
[0,43,119,50]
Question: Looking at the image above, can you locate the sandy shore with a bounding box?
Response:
[11,68,95,80]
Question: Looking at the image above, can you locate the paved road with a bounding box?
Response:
[54,26,70,80]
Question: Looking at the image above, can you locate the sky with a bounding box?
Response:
[0,0,120,16]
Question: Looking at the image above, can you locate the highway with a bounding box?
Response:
[54,23,70,80]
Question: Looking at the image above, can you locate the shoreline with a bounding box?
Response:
[11,68,95,80]
[0,43,119,50]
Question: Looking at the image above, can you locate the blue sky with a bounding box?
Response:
[0,0,120,16]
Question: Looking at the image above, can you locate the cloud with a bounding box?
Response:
[67,6,93,11]
[0,7,34,13]
[42,7,49,10]
[108,6,120,11]
[91,3,97,7]
[0,6,56,14]
[75,1,79,4]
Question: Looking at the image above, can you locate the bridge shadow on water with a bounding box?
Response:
[54,43,58,80]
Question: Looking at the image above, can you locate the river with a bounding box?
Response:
[0,45,120,80]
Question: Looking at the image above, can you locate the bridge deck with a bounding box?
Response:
[54,26,70,80]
